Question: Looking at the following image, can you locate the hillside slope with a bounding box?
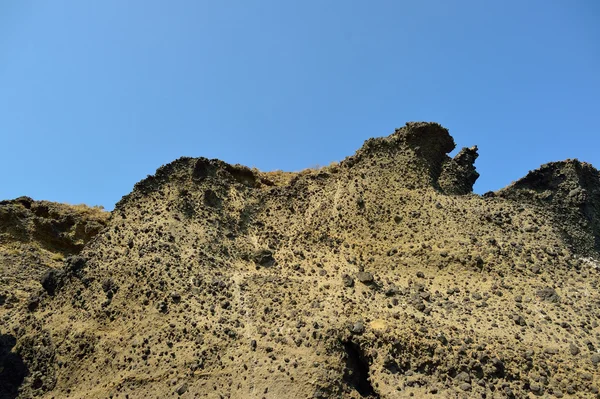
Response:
[1,122,599,399]
[0,198,108,398]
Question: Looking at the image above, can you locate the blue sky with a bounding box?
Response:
[1,1,598,209]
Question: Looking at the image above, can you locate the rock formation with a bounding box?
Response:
[1,122,599,398]
[498,160,600,256]
[0,198,108,398]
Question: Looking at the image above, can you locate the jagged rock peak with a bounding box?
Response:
[116,122,480,212]
[342,122,479,193]
[502,159,599,194]
[439,145,480,195]
[498,159,600,254]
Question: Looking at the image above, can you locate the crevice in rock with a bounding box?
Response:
[0,334,29,399]
[342,340,379,398]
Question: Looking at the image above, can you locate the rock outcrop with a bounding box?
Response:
[0,198,108,398]
[498,159,600,256]
[1,122,599,398]
[439,146,479,195]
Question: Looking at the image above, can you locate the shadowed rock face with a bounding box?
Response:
[0,197,108,253]
[342,122,479,194]
[499,160,600,255]
[0,199,108,397]
[0,198,108,307]
[1,123,600,398]
[439,146,480,195]
[0,334,29,399]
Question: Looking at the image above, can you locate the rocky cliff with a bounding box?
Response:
[1,122,599,399]
[498,160,600,256]
[0,198,108,398]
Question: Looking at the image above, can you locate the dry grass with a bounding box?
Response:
[259,169,297,186]
[68,203,110,221]
[51,252,65,261]
[255,161,341,187]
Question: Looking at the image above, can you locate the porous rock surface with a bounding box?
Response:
[1,122,600,398]
[498,160,600,256]
[0,198,108,397]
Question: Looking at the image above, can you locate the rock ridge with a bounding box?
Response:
[1,122,600,398]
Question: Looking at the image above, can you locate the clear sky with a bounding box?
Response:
[1,1,599,209]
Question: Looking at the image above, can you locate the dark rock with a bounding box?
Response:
[156,301,168,313]
[101,278,118,299]
[350,322,365,335]
[591,353,600,365]
[192,158,211,180]
[40,269,64,296]
[176,383,188,395]
[342,274,354,288]
[383,355,400,374]
[203,189,222,208]
[414,302,426,312]
[491,357,504,373]
[171,292,181,303]
[569,343,580,356]
[65,255,87,274]
[530,383,542,394]
[27,295,40,312]
[536,287,560,303]
[356,272,374,284]
[436,334,448,345]
[253,249,276,267]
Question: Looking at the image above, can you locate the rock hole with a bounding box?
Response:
[224,164,258,187]
[0,334,29,399]
[203,190,221,208]
[192,159,211,180]
[342,340,379,398]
